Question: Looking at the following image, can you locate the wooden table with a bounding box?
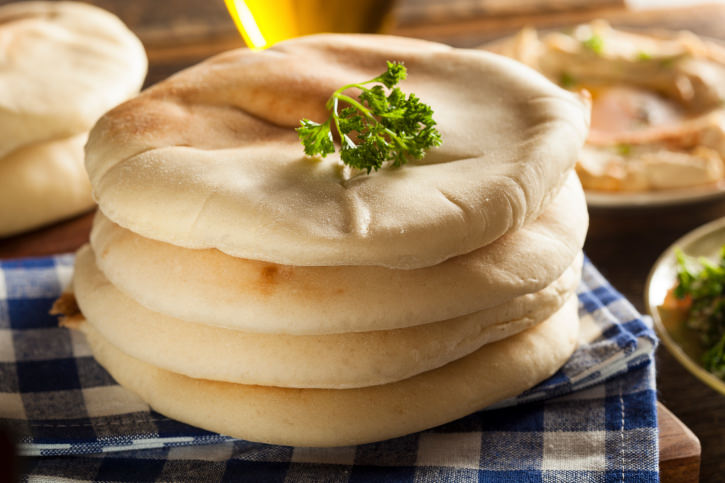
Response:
[2,0,723,481]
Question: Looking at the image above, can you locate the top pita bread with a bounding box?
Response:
[86,34,589,269]
[0,1,147,157]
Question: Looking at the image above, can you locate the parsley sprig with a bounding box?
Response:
[297,61,442,173]
[675,247,725,378]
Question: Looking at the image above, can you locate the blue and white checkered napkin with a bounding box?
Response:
[0,254,659,482]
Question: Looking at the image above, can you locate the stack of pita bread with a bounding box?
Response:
[0,1,146,237]
[59,34,591,447]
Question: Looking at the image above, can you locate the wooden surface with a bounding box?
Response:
[658,402,702,482]
[4,0,725,481]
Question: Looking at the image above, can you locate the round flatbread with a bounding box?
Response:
[91,171,587,333]
[76,296,580,447]
[0,1,147,158]
[73,243,581,388]
[0,134,93,237]
[86,33,589,269]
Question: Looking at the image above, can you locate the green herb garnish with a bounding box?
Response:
[636,51,652,61]
[659,57,677,68]
[675,247,725,378]
[559,71,576,88]
[616,143,632,156]
[297,61,442,173]
[581,34,604,55]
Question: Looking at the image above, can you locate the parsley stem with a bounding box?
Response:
[335,94,376,121]
[331,79,380,100]
[330,96,344,149]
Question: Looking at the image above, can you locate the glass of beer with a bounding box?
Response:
[224,0,396,50]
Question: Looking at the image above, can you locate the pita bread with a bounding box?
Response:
[90,171,587,333]
[0,134,93,237]
[86,34,589,269]
[0,1,147,158]
[76,296,579,447]
[72,243,581,388]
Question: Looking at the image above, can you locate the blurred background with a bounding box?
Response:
[1,0,723,86]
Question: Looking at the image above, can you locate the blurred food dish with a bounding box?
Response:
[487,20,725,207]
[646,216,725,395]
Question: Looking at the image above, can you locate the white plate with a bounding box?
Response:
[587,181,725,209]
[645,216,725,394]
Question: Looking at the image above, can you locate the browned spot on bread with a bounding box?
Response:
[256,263,299,295]
[260,264,280,285]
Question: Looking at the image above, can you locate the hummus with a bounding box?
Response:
[488,20,725,193]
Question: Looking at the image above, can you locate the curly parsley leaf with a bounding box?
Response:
[296,61,442,174]
[297,119,335,157]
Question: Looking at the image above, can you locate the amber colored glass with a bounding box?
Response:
[225,0,396,49]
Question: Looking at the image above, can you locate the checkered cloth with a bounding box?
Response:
[0,254,659,482]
